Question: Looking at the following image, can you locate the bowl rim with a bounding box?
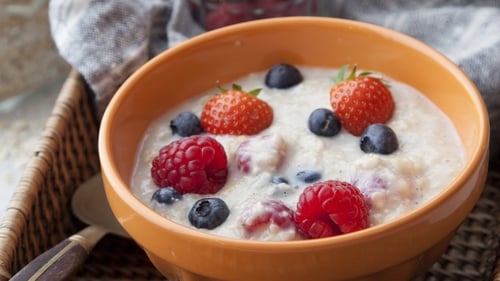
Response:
[98,16,490,249]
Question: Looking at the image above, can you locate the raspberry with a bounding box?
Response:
[239,200,297,239]
[151,135,228,194]
[294,180,369,239]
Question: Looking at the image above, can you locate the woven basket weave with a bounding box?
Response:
[0,70,499,281]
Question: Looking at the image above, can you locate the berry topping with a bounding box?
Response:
[200,84,273,135]
[240,199,297,239]
[295,180,369,238]
[360,123,399,154]
[308,108,342,137]
[330,65,395,136]
[296,170,322,183]
[234,134,287,174]
[151,187,182,205]
[265,63,303,89]
[189,198,230,230]
[170,111,203,137]
[151,135,228,194]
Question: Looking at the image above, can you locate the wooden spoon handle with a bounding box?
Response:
[10,226,107,281]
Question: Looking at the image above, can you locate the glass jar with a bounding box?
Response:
[188,0,317,30]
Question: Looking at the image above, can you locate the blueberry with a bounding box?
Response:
[360,123,399,155]
[265,63,303,89]
[308,108,342,137]
[271,176,289,185]
[296,170,322,183]
[188,198,230,230]
[170,111,203,137]
[151,187,182,205]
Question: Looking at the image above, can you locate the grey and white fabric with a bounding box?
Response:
[48,0,500,161]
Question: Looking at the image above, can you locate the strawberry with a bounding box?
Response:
[329,65,395,136]
[294,180,369,239]
[200,84,273,135]
[151,135,228,194]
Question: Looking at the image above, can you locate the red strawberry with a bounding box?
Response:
[294,180,369,239]
[240,199,297,239]
[330,65,394,136]
[200,84,273,135]
[151,135,228,194]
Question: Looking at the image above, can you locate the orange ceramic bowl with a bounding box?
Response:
[98,17,489,281]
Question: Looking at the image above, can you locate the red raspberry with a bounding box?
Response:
[240,200,296,239]
[151,135,228,194]
[294,180,369,239]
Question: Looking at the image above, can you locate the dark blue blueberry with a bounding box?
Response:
[271,176,289,185]
[265,63,303,89]
[308,108,342,137]
[151,187,182,205]
[360,123,399,155]
[188,198,230,230]
[296,170,322,183]
[170,111,203,137]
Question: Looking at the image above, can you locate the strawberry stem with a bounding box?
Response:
[346,65,357,81]
[358,71,372,77]
[334,64,348,84]
[216,83,261,96]
[217,84,227,92]
[248,88,262,96]
[334,64,377,85]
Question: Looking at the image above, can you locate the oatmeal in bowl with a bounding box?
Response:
[98,17,489,281]
[131,64,466,241]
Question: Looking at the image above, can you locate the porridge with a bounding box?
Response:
[131,64,465,241]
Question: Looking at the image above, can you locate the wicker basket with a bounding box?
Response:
[0,70,499,281]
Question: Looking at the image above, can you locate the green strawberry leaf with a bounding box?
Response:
[217,84,228,92]
[346,64,357,81]
[232,84,242,91]
[217,83,261,96]
[248,88,262,96]
[334,64,349,85]
[333,64,361,84]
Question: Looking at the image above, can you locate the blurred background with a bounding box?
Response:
[0,0,70,218]
[0,0,69,101]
